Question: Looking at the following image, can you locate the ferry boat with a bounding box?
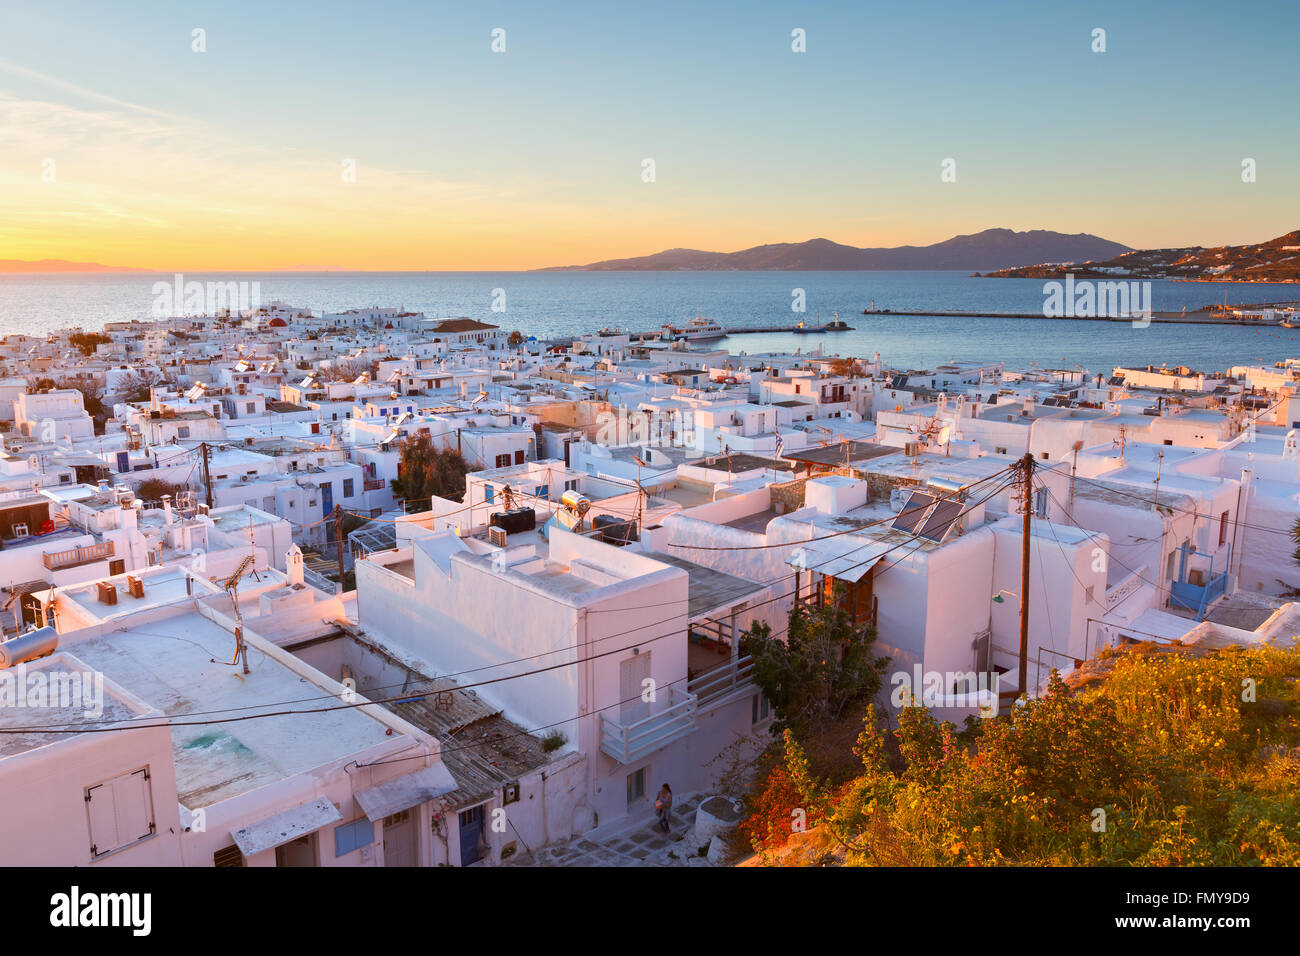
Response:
[661,315,727,341]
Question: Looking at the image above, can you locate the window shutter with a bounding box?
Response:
[86,783,116,857]
[86,768,156,857]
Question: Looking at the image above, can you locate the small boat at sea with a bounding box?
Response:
[794,311,853,333]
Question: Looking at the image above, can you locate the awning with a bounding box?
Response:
[787,537,897,583]
[231,797,342,857]
[353,764,459,822]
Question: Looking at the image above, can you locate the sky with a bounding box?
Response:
[1,0,1297,270]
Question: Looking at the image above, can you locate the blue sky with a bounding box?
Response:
[1,0,1296,268]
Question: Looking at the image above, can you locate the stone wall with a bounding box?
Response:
[770,477,807,514]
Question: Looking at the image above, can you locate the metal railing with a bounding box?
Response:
[599,686,698,764]
[302,566,340,595]
[43,541,115,571]
[687,655,756,710]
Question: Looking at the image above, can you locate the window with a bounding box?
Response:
[995,446,1007,455]
[1040,451,1049,460]
[247,402,256,414]
[495,453,511,468]
[1219,510,1230,546]
[343,478,354,497]
[334,817,374,857]
[86,768,156,858]
[751,694,771,725]
[177,426,191,439]
[1163,439,1173,445]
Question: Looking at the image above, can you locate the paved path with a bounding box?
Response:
[504,794,721,867]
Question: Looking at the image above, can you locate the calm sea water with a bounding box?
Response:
[2,270,1298,373]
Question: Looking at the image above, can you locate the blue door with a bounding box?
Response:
[458,806,484,865]
[321,483,333,518]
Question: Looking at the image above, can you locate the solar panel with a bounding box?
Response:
[917,498,963,542]
[890,491,934,533]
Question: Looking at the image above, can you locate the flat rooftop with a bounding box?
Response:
[640,551,765,618]
[66,612,393,808]
[0,653,145,759]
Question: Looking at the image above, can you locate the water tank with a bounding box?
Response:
[593,513,638,545]
[0,626,58,668]
[560,490,590,516]
[490,508,536,534]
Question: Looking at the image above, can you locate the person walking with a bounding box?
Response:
[655,783,673,833]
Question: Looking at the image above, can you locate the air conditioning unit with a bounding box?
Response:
[488,526,508,548]
[904,442,921,457]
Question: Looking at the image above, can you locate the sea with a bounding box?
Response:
[2,270,1298,374]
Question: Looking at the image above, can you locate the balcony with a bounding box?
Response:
[1168,544,1230,621]
[599,686,697,765]
[363,477,387,492]
[43,541,115,571]
[687,655,756,711]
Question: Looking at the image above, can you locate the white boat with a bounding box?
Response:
[661,315,727,341]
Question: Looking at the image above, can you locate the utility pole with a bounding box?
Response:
[1017,452,1034,698]
[333,504,346,589]
[1153,449,1164,508]
[200,441,213,509]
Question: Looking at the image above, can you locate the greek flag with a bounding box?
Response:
[774,432,784,457]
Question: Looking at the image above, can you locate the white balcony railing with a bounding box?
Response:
[687,655,756,711]
[599,686,697,765]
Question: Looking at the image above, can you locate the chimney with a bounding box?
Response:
[161,494,174,525]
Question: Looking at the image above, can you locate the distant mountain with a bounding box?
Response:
[0,259,148,273]
[540,229,1132,272]
[978,230,1300,283]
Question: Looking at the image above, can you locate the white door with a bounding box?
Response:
[619,653,651,723]
[383,810,416,867]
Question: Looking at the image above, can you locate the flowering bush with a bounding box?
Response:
[742,643,1300,866]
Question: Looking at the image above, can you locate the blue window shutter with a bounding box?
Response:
[484,486,495,503]
[334,818,374,857]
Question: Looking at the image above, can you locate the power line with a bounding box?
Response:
[1,475,1013,735]
[663,464,1015,551]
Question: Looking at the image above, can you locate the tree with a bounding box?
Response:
[58,376,109,433]
[390,434,469,503]
[319,358,375,382]
[69,331,112,356]
[508,330,525,347]
[133,477,189,502]
[740,583,890,737]
[116,369,170,404]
